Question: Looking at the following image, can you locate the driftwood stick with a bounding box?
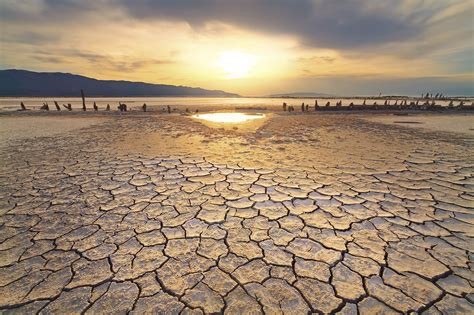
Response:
[81,89,86,111]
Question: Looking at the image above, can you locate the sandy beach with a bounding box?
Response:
[0,109,473,314]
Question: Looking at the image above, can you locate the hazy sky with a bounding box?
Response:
[0,0,473,96]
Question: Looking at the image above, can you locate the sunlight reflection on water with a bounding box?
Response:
[192,112,265,123]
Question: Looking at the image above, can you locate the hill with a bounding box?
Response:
[0,69,239,97]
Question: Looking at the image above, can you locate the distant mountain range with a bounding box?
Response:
[269,92,333,98]
[0,69,239,97]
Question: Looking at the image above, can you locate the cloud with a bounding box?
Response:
[30,49,174,72]
[1,0,459,50]
[114,0,421,49]
[1,1,470,53]
[31,55,64,64]
[1,31,60,45]
[298,55,336,64]
[0,0,100,21]
[282,74,474,96]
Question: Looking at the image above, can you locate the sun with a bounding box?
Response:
[218,51,256,79]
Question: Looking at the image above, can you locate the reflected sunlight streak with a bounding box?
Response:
[192,112,265,123]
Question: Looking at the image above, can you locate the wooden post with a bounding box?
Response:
[81,89,86,111]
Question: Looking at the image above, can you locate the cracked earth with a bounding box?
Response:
[0,112,473,314]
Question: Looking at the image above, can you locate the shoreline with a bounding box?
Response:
[2,107,474,117]
[1,109,473,147]
[1,95,473,113]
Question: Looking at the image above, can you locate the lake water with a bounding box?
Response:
[193,112,265,123]
[0,96,464,112]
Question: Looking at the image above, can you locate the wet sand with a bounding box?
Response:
[0,116,107,147]
[0,111,473,314]
[365,114,474,136]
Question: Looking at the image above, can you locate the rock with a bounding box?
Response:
[201,224,226,239]
[0,256,46,286]
[260,239,293,266]
[232,259,270,284]
[254,200,288,219]
[181,282,225,313]
[268,227,295,246]
[40,287,92,314]
[83,243,117,260]
[131,291,184,314]
[197,238,228,260]
[336,303,358,315]
[224,286,262,314]
[357,297,399,315]
[246,279,310,314]
[284,198,317,215]
[278,215,305,232]
[197,208,227,223]
[331,263,365,301]
[436,275,473,297]
[20,240,55,260]
[164,238,199,257]
[26,267,72,301]
[86,282,139,314]
[365,275,422,312]
[114,246,167,281]
[183,218,208,237]
[382,268,442,305]
[162,226,186,239]
[430,242,468,268]
[136,230,166,246]
[434,294,474,315]
[203,267,237,295]
[294,257,330,281]
[295,277,342,314]
[270,266,296,283]
[306,228,347,251]
[226,197,254,209]
[218,253,248,273]
[287,238,341,264]
[134,272,162,297]
[342,253,380,277]
[90,282,111,303]
[66,258,113,289]
[386,248,449,280]
[4,301,49,314]
[0,270,51,307]
[156,258,204,295]
[228,241,263,260]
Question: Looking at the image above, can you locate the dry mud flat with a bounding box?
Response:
[0,113,473,314]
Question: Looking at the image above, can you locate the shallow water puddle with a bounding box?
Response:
[192,112,265,123]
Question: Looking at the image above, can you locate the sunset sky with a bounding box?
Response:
[0,0,473,96]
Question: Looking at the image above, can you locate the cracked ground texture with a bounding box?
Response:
[0,112,473,314]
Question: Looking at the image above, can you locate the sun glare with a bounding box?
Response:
[193,113,265,123]
[218,51,256,79]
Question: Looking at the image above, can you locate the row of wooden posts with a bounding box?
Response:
[16,88,473,113]
[23,101,154,112]
[283,99,473,112]
[19,89,165,113]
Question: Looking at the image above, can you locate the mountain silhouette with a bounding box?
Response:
[0,69,239,97]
